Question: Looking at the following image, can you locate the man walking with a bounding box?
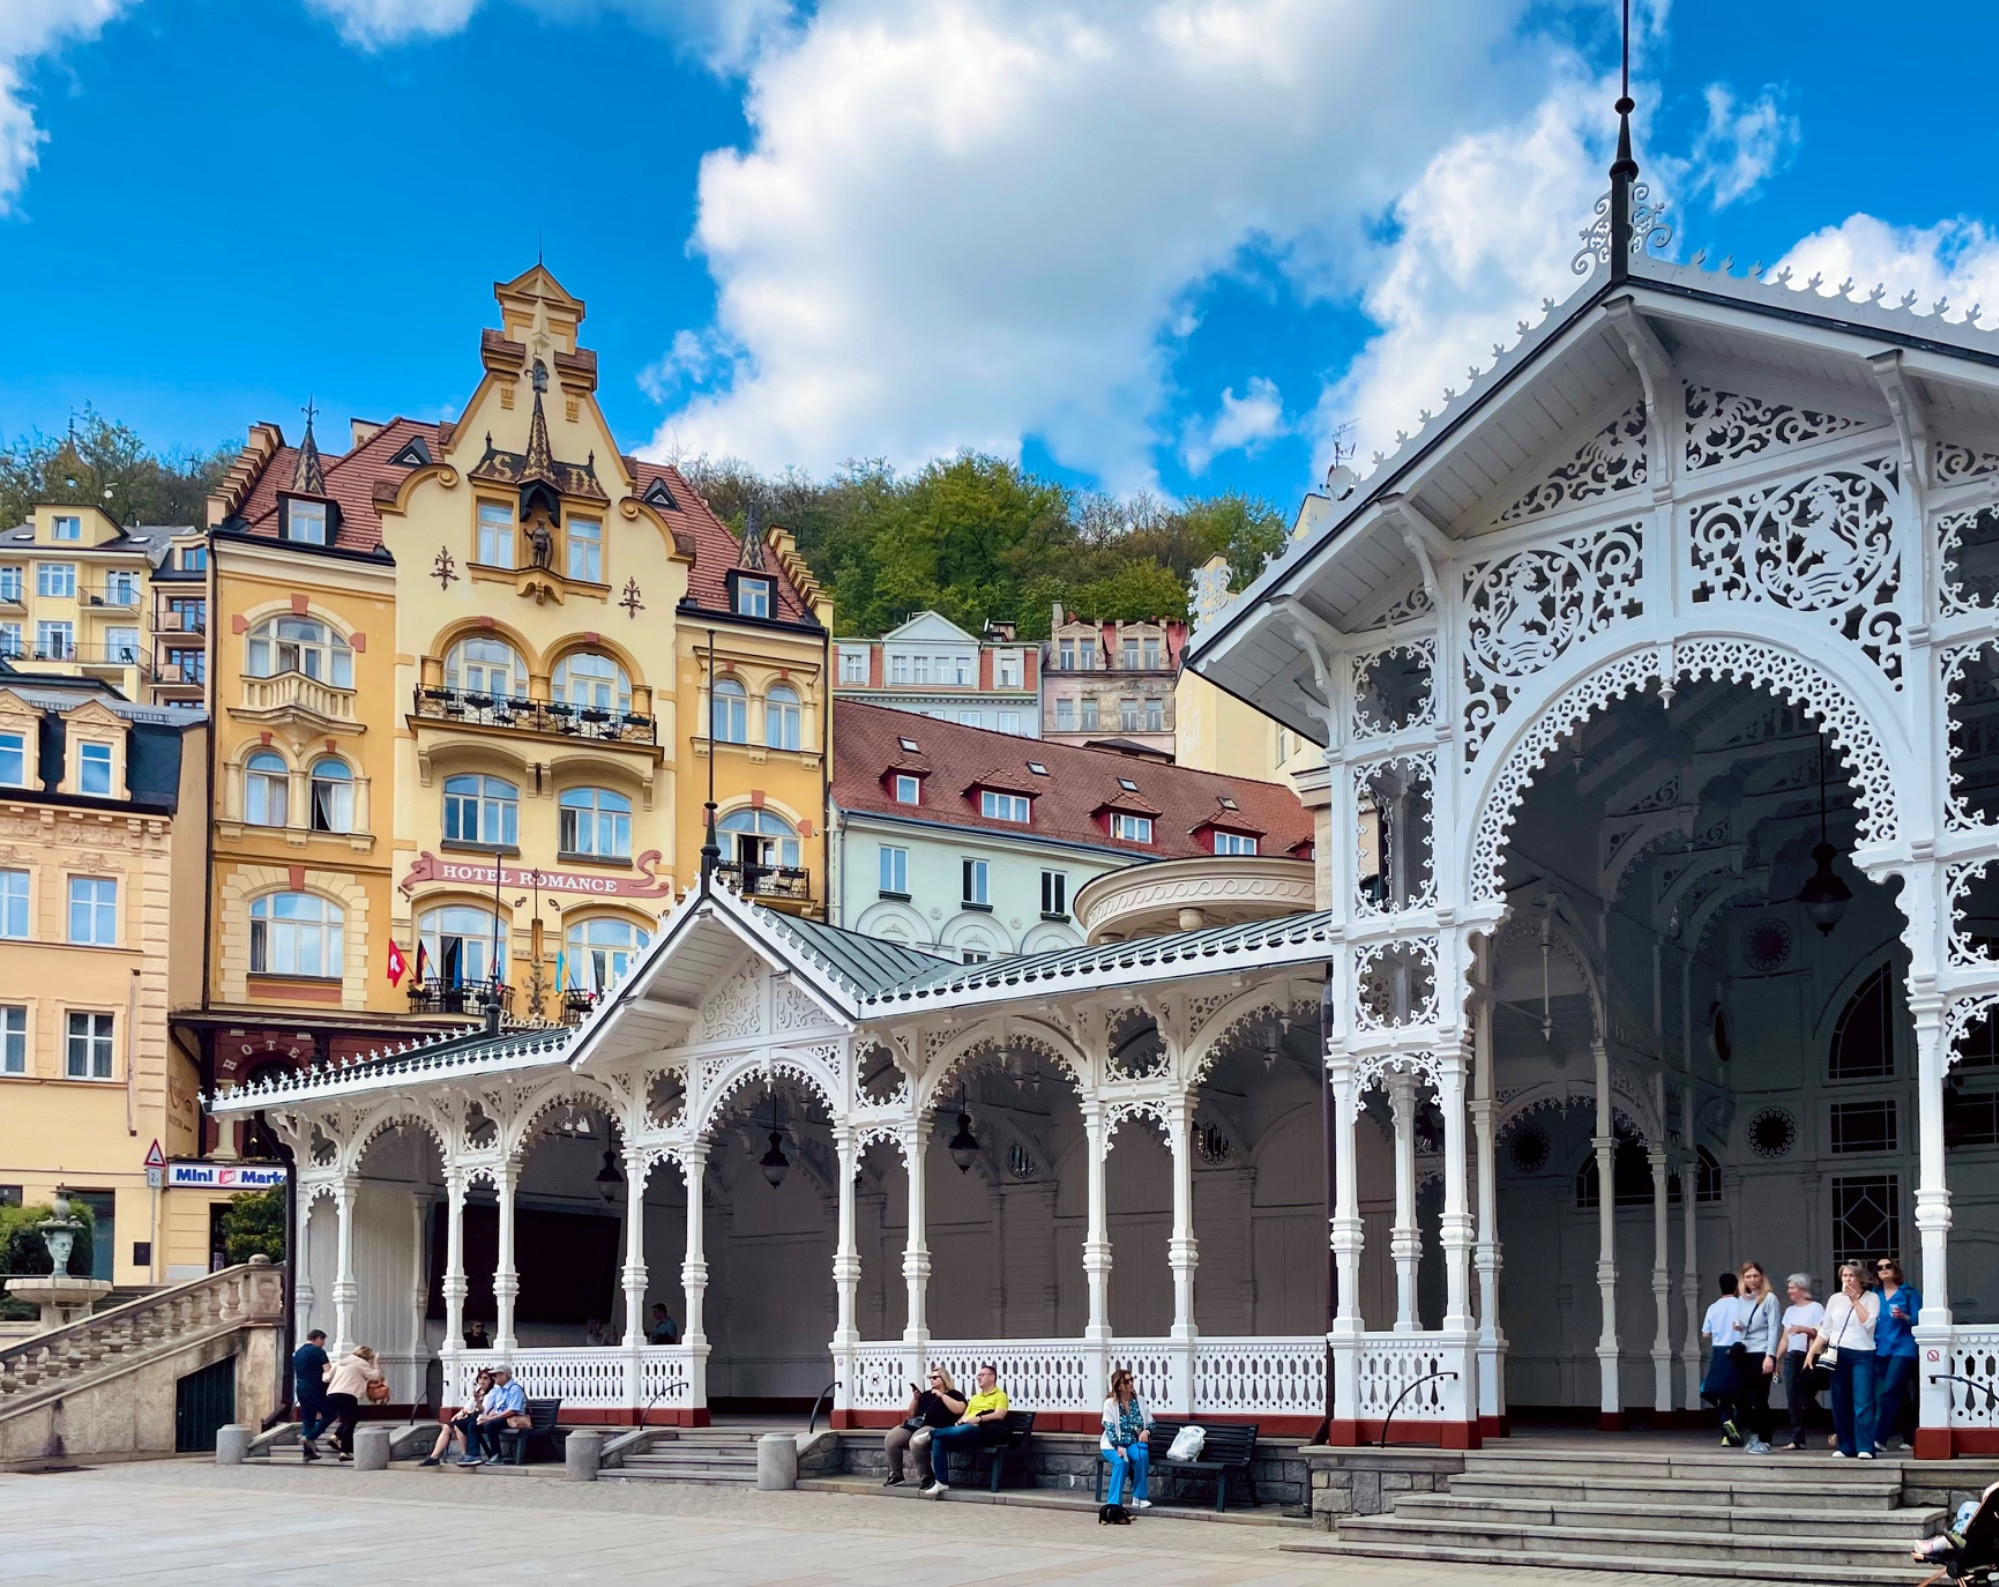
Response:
[292,1329,331,1462]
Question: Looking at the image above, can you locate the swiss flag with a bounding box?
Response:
[386,939,409,987]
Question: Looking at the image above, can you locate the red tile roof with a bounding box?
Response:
[216,418,819,626]
[833,700,1314,860]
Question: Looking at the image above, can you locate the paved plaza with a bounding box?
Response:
[4,1461,1736,1587]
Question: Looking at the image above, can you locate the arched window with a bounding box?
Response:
[250,892,344,978]
[1574,1125,1654,1209]
[444,636,526,700]
[245,751,288,827]
[719,807,799,868]
[559,787,631,859]
[564,916,650,993]
[1831,965,1897,1081]
[246,615,352,688]
[309,758,353,833]
[553,650,630,715]
[711,677,748,744]
[419,904,507,987]
[443,774,519,847]
[765,683,801,750]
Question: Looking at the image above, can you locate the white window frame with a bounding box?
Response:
[1214,831,1259,855]
[980,790,1030,823]
[0,1005,23,1074]
[1041,869,1067,917]
[1055,698,1075,732]
[77,741,113,796]
[736,576,772,619]
[309,759,354,833]
[997,651,1022,687]
[839,647,869,684]
[249,891,345,978]
[879,845,908,895]
[477,502,514,566]
[65,1010,114,1080]
[0,730,26,788]
[443,774,519,848]
[711,678,749,744]
[893,774,921,805]
[567,517,603,582]
[67,876,117,945]
[559,787,633,860]
[962,857,990,906]
[287,500,328,545]
[245,752,289,827]
[766,685,802,750]
[1111,813,1153,843]
[0,869,27,938]
[51,515,80,542]
[37,563,76,598]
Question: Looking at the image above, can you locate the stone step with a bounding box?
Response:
[1465,1447,1911,1476]
[1388,1492,1943,1537]
[1332,1513,1929,1570]
[1282,1536,1923,1585]
[599,1466,756,1485]
[618,1453,759,1472]
[1444,1470,1907,1510]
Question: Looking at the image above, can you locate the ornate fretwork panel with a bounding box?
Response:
[1938,442,1999,487]
[696,966,763,1043]
[1945,642,1999,831]
[1354,582,1434,633]
[1461,523,1643,764]
[1350,1050,1439,1109]
[1688,464,1904,686]
[1939,502,1999,616]
[1948,859,1999,971]
[1683,385,1867,470]
[1354,752,1436,918]
[1493,404,1647,526]
[1350,640,1435,740]
[1353,938,1439,1033]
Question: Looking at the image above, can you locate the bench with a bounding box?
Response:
[492,1398,563,1465]
[946,1410,1036,1492]
[1094,1418,1259,1512]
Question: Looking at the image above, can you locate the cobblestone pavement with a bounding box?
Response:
[1,1461,1730,1587]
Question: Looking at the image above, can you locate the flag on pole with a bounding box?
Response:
[554,950,567,993]
[414,941,431,985]
[386,939,409,987]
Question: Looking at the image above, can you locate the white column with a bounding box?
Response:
[832,1125,861,1421]
[1591,1040,1619,1425]
[295,1188,319,1345]
[1082,1102,1112,1342]
[409,1194,430,1403]
[1649,1145,1672,1416]
[493,1159,520,1354]
[1680,1132,1702,1411]
[620,1148,648,1347]
[681,1143,711,1417]
[900,1119,931,1383]
[1388,1071,1420,1331]
[441,1170,467,1354]
[1472,1010,1505,1429]
[1437,1051,1474,1335]
[331,1174,359,1357]
[1913,996,1955,1450]
[1329,1055,1363,1431]
[1165,1096,1197,1416]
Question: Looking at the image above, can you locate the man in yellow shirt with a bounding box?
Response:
[922,1363,1010,1496]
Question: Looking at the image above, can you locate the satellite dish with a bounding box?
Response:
[1325,463,1358,500]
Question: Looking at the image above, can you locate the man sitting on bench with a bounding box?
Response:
[468,1366,530,1464]
[922,1363,1009,1497]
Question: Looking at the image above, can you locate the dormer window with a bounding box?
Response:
[1111,813,1153,843]
[78,741,113,797]
[1213,831,1258,856]
[980,790,1030,823]
[181,546,207,572]
[286,499,328,545]
[736,576,772,619]
[52,515,80,542]
[894,774,921,805]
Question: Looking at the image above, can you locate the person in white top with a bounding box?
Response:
[1700,1272,1743,1441]
[1779,1273,1826,1451]
[1806,1262,1881,1458]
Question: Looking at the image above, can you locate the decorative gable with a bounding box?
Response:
[1683,385,1869,470]
[1492,402,1648,526]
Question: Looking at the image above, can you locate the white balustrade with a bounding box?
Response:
[1193,1337,1326,1416]
[849,1343,912,1411]
[1946,1325,1999,1427]
[637,1346,693,1412]
[1356,1331,1456,1422]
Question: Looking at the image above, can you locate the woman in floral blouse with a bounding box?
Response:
[1100,1368,1154,1509]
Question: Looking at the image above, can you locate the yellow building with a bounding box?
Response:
[0,670,216,1285]
[1174,555,1322,783]
[181,265,830,1083]
[0,504,191,707]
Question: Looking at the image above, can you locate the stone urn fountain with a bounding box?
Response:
[5,1188,114,1330]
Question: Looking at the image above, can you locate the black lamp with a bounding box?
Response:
[1796,739,1851,937]
[947,1111,980,1174]
[594,1143,624,1205]
[758,1131,790,1188]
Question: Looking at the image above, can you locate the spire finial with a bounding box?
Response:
[292,396,326,495]
[1608,0,1637,283]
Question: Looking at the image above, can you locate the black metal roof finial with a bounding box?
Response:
[1608,0,1637,283]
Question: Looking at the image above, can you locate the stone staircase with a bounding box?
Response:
[600,1427,768,1485]
[1285,1446,1949,1584]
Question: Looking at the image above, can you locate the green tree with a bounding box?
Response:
[217,1187,287,1265]
[0,407,236,532]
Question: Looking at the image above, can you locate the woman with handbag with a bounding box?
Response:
[883,1367,963,1487]
[1100,1368,1155,1511]
[322,1344,386,1462]
[1725,1262,1782,1454]
[1806,1263,1881,1459]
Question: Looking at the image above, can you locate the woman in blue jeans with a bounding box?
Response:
[1807,1261,1882,1458]
[1100,1368,1153,1509]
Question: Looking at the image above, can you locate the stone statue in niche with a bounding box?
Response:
[526,514,554,570]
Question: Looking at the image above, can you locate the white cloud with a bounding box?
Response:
[1314,68,1613,474]
[1181,376,1286,474]
[1686,84,1797,210]
[654,0,1565,491]
[0,0,132,215]
[1775,214,1999,318]
[304,0,789,68]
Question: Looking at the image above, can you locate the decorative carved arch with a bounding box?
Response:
[1181,980,1320,1091]
[348,1103,452,1173]
[695,1046,842,1136]
[1104,1098,1173,1148]
[1487,899,1605,1044]
[506,1075,629,1158]
[299,1178,341,1211]
[1468,632,1905,905]
[1495,1084,1653,1146]
[918,1017,1088,1112]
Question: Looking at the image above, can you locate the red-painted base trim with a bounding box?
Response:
[827,1409,1324,1436]
[1597,1412,1625,1433]
[1921,1426,1968,1458]
[1478,1414,1511,1438]
[1316,1418,1481,1449]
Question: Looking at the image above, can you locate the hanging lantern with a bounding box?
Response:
[759,1131,790,1188]
[947,1112,980,1174]
[1796,740,1850,936]
[594,1144,625,1204]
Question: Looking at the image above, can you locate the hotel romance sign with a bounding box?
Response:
[166,1161,288,1189]
[398,850,676,900]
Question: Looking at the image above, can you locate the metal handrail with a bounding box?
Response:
[807,1379,842,1436]
[1378,1369,1460,1448]
[1930,1371,1999,1410]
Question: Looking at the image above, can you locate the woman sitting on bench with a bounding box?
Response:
[1100,1369,1153,1511]
[922,1364,1009,1497]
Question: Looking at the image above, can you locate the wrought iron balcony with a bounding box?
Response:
[155,608,208,635]
[406,979,514,1018]
[412,687,656,745]
[85,587,141,609]
[715,862,813,903]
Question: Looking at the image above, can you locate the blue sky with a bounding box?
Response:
[2,0,1996,510]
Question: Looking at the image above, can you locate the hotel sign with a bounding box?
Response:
[400,850,676,899]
